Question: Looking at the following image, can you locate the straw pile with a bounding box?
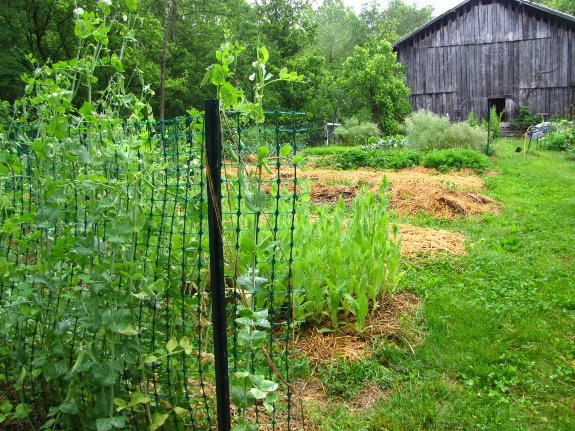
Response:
[296,292,421,364]
[390,184,500,218]
[396,224,466,256]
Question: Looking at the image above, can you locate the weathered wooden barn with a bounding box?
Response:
[392,0,575,121]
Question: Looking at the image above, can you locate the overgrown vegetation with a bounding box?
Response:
[510,106,544,132]
[334,117,380,146]
[403,110,487,151]
[422,148,492,173]
[538,120,575,152]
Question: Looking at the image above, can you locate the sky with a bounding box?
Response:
[342,0,464,16]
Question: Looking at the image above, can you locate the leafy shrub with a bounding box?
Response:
[511,106,544,132]
[334,117,381,146]
[403,110,450,151]
[482,106,503,140]
[404,110,487,151]
[468,111,479,127]
[336,148,422,170]
[363,135,406,151]
[538,120,575,152]
[422,149,491,173]
[443,121,487,152]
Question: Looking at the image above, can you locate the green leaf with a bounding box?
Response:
[210,64,226,86]
[79,102,95,117]
[179,336,190,349]
[0,400,13,415]
[166,337,178,353]
[48,115,68,140]
[110,415,126,428]
[12,403,31,419]
[110,54,124,73]
[58,398,80,415]
[257,45,270,64]
[118,324,139,336]
[257,146,270,164]
[128,390,151,406]
[74,20,92,39]
[231,382,256,409]
[125,0,138,11]
[150,413,169,431]
[173,407,188,416]
[280,144,292,157]
[255,379,278,392]
[36,206,60,229]
[250,388,266,399]
[102,309,131,332]
[96,417,113,431]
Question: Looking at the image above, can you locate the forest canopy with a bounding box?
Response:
[0,0,571,135]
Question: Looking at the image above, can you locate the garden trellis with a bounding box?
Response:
[0,102,305,430]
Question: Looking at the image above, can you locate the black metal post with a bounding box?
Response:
[205,99,231,431]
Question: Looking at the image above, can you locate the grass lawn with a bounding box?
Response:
[310,139,575,430]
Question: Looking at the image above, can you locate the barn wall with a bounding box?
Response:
[396,0,575,121]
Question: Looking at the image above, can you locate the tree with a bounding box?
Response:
[0,0,77,103]
[338,40,411,135]
[359,0,434,42]
[313,0,363,65]
[536,0,575,16]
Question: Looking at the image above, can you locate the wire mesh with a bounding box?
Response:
[0,110,304,430]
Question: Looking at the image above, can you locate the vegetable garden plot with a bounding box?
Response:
[0,111,304,430]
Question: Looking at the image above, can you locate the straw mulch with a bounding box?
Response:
[296,292,421,365]
[291,292,421,422]
[390,184,500,218]
[306,215,467,256]
[242,165,487,190]
[396,224,466,256]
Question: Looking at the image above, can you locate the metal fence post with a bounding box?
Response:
[205,99,231,431]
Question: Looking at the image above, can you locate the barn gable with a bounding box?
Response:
[393,0,575,121]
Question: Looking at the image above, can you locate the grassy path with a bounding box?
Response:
[315,140,575,430]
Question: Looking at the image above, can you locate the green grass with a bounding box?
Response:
[311,139,575,430]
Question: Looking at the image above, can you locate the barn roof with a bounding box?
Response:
[393,0,575,48]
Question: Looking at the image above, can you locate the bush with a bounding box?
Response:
[334,117,381,146]
[422,149,491,173]
[404,110,488,152]
[443,121,487,152]
[336,148,422,170]
[403,110,450,151]
[482,106,503,140]
[511,106,544,132]
[538,120,575,152]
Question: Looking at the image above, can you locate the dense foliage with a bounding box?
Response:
[538,120,575,152]
[421,148,492,173]
[403,110,487,152]
[0,0,436,131]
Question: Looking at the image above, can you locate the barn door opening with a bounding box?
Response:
[488,97,506,121]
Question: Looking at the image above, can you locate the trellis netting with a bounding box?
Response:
[0,106,305,430]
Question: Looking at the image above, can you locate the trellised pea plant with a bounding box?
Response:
[0,1,217,431]
[201,32,303,430]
